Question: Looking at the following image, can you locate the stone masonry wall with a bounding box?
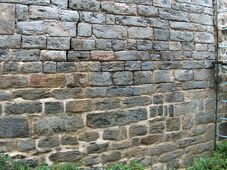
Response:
[0,0,216,169]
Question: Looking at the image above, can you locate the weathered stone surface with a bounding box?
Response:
[101,151,121,163]
[87,143,109,154]
[13,89,50,100]
[0,117,29,138]
[0,35,21,48]
[138,5,158,17]
[123,96,152,108]
[52,0,68,9]
[94,98,121,110]
[17,21,46,35]
[149,118,165,134]
[150,142,177,155]
[93,25,127,39]
[129,125,147,137]
[174,70,194,81]
[102,2,136,15]
[66,100,92,113]
[47,37,70,50]
[21,62,42,73]
[34,115,84,135]
[78,23,92,37]
[78,131,99,142]
[140,134,164,145]
[17,139,35,152]
[116,51,149,61]
[0,75,28,89]
[22,35,46,49]
[116,16,147,27]
[91,51,115,61]
[159,149,184,162]
[29,6,58,19]
[38,136,60,148]
[5,102,42,114]
[81,12,105,24]
[47,22,76,36]
[87,108,147,128]
[128,27,153,39]
[71,39,95,50]
[103,127,127,140]
[166,117,181,132]
[0,4,15,34]
[45,102,64,114]
[29,74,65,88]
[41,50,66,61]
[113,71,133,85]
[134,71,152,84]
[88,72,112,86]
[59,10,79,21]
[16,4,28,21]
[61,135,78,145]
[0,91,11,101]
[49,150,81,162]
[153,70,174,83]
[69,0,100,11]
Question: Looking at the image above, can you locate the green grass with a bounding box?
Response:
[0,154,145,170]
[187,141,227,170]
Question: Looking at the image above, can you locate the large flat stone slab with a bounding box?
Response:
[0,3,15,34]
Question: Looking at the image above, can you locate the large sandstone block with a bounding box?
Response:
[0,4,15,34]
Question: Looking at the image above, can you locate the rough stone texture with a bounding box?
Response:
[0,0,216,169]
[0,4,15,34]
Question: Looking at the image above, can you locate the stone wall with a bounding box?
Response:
[0,0,216,169]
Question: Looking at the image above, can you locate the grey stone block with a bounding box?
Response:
[116,16,147,27]
[29,6,58,19]
[34,115,84,135]
[47,37,70,50]
[88,72,112,86]
[0,35,21,48]
[17,139,35,152]
[45,101,64,114]
[61,135,78,145]
[78,23,92,37]
[138,5,158,17]
[68,51,91,61]
[101,1,136,15]
[52,88,83,99]
[129,125,147,137]
[128,27,153,39]
[41,50,66,61]
[51,0,68,9]
[17,21,47,35]
[59,10,79,22]
[102,62,124,71]
[57,62,76,73]
[113,71,133,85]
[0,3,15,34]
[22,35,46,49]
[16,4,28,21]
[21,62,42,73]
[78,131,99,142]
[87,108,147,128]
[38,136,60,148]
[93,25,127,39]
[5,102,42,114]
[0,117,29,138]
[94,98,121,110]
[153,70,174,83]
[13,89,50,100]
[47,21,76,37]
[174,70,194,81]
[123,96,152,108]
[154,29,170,41]
[43,61,56,73]
[71,39,95,50]
[3,62,20,73]
[69,0,100,11]
[81,12,105,24]
[87,143,109,154]
[103,127,127,141]
[134,71,152,84]
[49,150,81,162]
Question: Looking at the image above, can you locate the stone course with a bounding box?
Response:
[0,0,216,169]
